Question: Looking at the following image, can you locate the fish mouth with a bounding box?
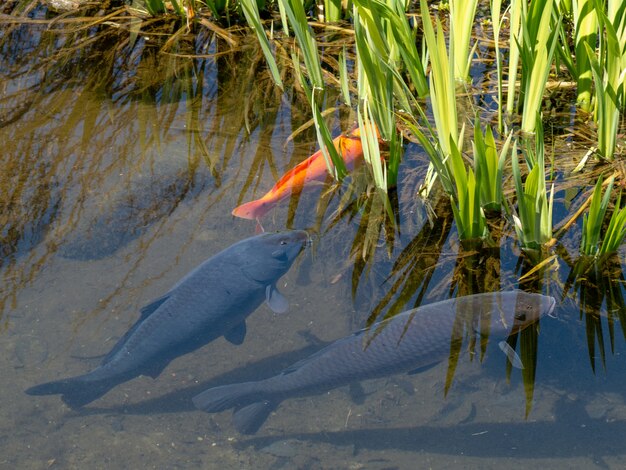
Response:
[304,231,315,248]
[286,230,311,259]
[294,230,314,248]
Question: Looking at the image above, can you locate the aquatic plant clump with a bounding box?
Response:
[3,0,625,258]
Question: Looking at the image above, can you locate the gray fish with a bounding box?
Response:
[193,291,556,434]
[26,230,308,407]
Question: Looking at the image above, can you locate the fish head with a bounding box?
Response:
[485,290,556,336]
[239,230,309,284]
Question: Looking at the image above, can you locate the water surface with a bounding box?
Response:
[2,13,626,470]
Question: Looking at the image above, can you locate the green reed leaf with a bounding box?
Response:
[241,0,283,89]
[358,102,386,191]
[450,0,478,82]
[581,174,616,255]
[599,191,626,255]
[312,94,347,181]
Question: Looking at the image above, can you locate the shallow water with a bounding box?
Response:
[2,16,626,470]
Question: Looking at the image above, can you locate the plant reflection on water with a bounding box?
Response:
[0,17,314,320]
[563,253,626,373]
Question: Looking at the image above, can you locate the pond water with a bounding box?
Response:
[2,14,626,470]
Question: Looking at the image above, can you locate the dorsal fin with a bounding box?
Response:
[140,295,170,316]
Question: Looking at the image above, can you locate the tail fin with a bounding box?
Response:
[25,378,115,408]
[232,200,272,220]
[233,400,276,434]
[193,382,278,434]
[192,381,261,413]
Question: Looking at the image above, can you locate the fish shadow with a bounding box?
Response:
[236,396,624,460]
[75,339,328,416]
[67,346,626,461]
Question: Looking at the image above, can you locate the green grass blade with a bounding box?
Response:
[450,0,478,82]
[241,0,283,89]
[599,191,626,255]
[574,0,599,111]
[358,103,387,191]
[581,175,615,255]
[312,95,347,181]
[338,45,352,106]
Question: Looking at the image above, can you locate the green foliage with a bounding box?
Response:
[505,0,523,115]
[472,119,511,213]
[278,0,324,92]
[204,0,230,17]
[241,0,283,89]
[401,114,456,198]
[338,46,351,106]
[510,120,555,250]
[312,96,347,180]
[322,0,344,22]
[353,0,428,98]
[510,118,554,248]
[580,174,615,256]
[130,0,202,18]
[450,0,478,82]
[490,0,505,131]
[598,191,626,255]
[419,0,459,157]
[573,0,598,111]
[607,0,626,110]
[449,139,488,241]
[279,0,347,180]
[134,0,166,16]
[353,1,396,142]
[517,0,561,134]
[213,0,625,256]
[358,104,387,190]
[584,0,625,160]
[352,0,427,189]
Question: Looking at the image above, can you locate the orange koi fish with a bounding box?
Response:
[233,127,367,220]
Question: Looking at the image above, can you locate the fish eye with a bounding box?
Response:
[516,313,527,321]
[280,240,288,245]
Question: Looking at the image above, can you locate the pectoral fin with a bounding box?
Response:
[143,360,169,379]
[348,382,366,404]
[233,400,276,435]
[255,220,265,234]
[499,341,524,369]
[224,321,247,345]
[266,284,289,314]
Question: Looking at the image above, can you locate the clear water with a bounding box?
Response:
[2,17,626,470]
